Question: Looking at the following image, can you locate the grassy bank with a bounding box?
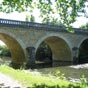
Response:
[0,65,87,88]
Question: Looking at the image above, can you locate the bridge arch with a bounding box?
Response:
[78,38,88,64]
[0,33,26,68]
[35,34,72,67]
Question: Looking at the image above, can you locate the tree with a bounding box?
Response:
[83,2,88,18]
[25,15,35,22]
[0,0,88,31]
[36,42,52,62]
[80,23,88,29]
[0,46,11,57]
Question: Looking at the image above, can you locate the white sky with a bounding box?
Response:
[72,16,88,28]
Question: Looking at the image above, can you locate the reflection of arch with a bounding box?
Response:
[0,33,25,68]
[36,35,72,67]
[78,38,88,64]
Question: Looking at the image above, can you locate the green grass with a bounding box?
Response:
[0,65,87,88]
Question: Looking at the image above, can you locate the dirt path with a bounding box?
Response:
[0,72,24,88]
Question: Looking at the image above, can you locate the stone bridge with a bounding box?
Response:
[0,19,88,68]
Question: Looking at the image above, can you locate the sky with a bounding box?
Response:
[0,41,5,45]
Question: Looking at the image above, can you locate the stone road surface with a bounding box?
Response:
[0,72,23,88]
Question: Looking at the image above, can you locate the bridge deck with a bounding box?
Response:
[0,18,88,35]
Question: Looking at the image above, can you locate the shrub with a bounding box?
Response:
[0,46,11,57]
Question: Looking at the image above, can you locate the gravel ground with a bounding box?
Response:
[0,72,24,88]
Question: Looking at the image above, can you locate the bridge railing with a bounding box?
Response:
[0,18,29,26]
[0,18,88,34]
[0,18,66,30]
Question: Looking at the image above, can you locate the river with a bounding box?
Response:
[0,57,88,81]
[37,64,88,82]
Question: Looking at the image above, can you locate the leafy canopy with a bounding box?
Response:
[0,0,88,31]
[80,23,88,29]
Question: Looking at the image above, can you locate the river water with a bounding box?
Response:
[0,57,88,82]
[36,64,88,82]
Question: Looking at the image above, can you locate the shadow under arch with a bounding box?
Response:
[35,41,52,68]
[35,36,72,68]
[78,38,88,64]
[0,33,25,68]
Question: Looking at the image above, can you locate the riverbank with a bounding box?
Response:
[0,65,87,88]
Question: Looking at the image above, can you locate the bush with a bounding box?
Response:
[0,46,11,57]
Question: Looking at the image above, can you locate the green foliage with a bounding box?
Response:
[33,84,60,88]
[36,42,52,62]
[0,0,88,31]
[0,46,11,57]
[80,75,88,88]
[54,70,65,80]
[26,15,35,22]
[80,23,88,30]
[0,0,32,13]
